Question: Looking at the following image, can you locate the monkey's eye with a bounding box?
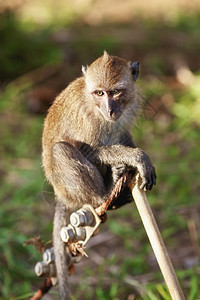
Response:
[110,90,119,95]
[95,91,104,96]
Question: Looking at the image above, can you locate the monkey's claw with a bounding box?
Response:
[137,155,157,191]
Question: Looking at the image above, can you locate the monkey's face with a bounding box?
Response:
[83,52,140,122]
[92,89,125,122]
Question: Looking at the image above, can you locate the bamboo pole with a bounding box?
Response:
[129,174,185,300]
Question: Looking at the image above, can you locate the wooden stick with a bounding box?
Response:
[129,174,185,300]
[96,173,129,216]
[30,278,52,300]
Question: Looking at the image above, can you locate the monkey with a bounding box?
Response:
[42,51,156,299]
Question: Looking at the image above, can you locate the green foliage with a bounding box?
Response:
[171,12,200,37]
[1,3,200,300]
[172,74,200,127]
[0,63,51,300]
[0,13,61,83]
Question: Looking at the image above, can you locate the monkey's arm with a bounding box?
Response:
[87,145,156,191]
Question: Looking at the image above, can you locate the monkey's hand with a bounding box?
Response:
[88,146,156,192]
[112,156,156,191]
[130,149,156,191]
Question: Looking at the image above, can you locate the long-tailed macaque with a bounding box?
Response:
[42,51,156,299]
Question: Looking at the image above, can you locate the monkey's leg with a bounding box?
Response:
[53,204,71,300]
[51,142,108,299]
[52,141,107,208]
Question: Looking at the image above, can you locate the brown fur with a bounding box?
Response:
[42,52,156,299]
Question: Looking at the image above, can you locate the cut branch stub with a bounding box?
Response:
[95,171,133,216]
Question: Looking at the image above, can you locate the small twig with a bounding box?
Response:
[95,172,131,216]
[188,218,200,260]
[68,242,88,257]
[30,278,52,300]
[24,237,53,300]
[24,236,45,254]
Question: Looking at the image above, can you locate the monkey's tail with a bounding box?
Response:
[53,203,71,300]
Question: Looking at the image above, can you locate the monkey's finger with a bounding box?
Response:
[140,172,155,191]
[147,181,153,190]
[139,177,148,190]
[152,167,157,185]
[146,178,154,190]
[144,169,156,191]
[148,172,156,190]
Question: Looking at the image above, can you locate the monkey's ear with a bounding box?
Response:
[103,50,109,60]
[131,61,139,81]
[82,65,87,75]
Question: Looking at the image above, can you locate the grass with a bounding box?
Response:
[0,3,200,300]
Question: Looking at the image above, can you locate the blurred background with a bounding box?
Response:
[0,0,200,299]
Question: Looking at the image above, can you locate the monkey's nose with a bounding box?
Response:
[109,109,114,117]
